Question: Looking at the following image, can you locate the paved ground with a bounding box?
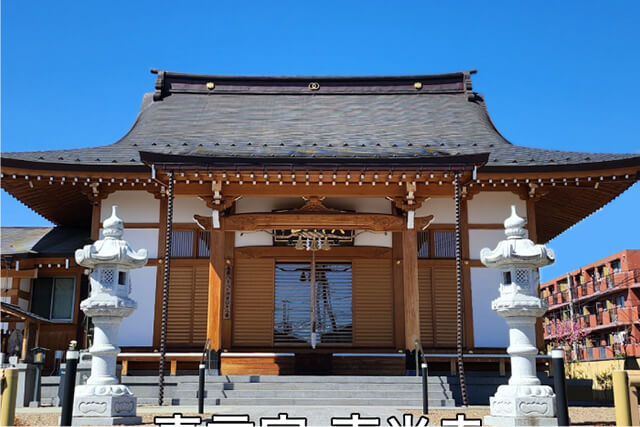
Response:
[14,405,616,426]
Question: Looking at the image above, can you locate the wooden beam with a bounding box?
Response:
[235,246,391,260]
[196,213,433,232]
[402,230,420,350]
[207,230,225,351]
[0,269,37,279]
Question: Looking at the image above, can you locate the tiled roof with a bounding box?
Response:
[2,70,639,170]
[0,226,90,257]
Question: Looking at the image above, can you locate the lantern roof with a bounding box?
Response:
[480,206,555,269]
[74,206,148,269]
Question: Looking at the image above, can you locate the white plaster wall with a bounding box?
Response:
[415,197,455,223]
[235,197,302,213]
[101,191,160,223]
[118,266,157,347]
[99,228,159,259]
[235,231,274,247]
[471,267,509,348]
[19,279,31,292]
[1,278,11,291]
[324,197,391,214]
[173,196,212,223]
[18,298,29,311]
[468,229,529,260]
[469,229,507,260]
[354,231,392,247]
[467,192,526,223]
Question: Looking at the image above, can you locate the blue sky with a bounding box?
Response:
[2,1,638,280]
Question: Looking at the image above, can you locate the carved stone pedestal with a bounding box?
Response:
[485,385,558,426]
[72,384,141,425]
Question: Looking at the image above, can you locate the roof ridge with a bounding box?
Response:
[151,69,477,101]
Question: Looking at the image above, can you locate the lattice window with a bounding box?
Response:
[515,269,529,285]
[101,269,115,284]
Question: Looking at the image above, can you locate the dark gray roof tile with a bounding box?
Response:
[2,71,639,170]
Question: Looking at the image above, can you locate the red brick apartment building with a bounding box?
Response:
[540,250,640,360]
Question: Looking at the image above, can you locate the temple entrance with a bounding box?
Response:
[273,261,353,347]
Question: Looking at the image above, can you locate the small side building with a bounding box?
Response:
[1,226,90,365]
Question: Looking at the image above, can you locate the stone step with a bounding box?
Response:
[176,382,448,392]
[176,390,453,400]
[148,375,435,384]
[173,397,455,407]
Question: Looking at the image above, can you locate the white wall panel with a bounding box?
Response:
[19,279,31,292]
[467,192,526,223]
[18,298,29,311]
[235,231,274,247]
[100,229,159,259]
[1,278,11,291]
[118,266,157,347]
[173,197,211,223]
[235,197,301,213]
[101,191,159,223]
[469,229,506,260]
[324,197,391,214]
[471,267,509,348]
[354,231,392,247]
[415,197,455,223]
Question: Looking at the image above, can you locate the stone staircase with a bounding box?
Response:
[128,375,455,407]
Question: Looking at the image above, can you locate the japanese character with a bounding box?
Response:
[154,413,202,427]
[260,412,307,426]
[440,414,481,427]
[331,413,380,426]
[387,414,430,427]
[207,414,255,426]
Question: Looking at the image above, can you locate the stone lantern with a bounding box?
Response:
[72,206,147,425]
[481,206,558,427]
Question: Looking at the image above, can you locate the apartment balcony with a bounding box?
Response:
[543,305,640,341]
[543,269,640,311]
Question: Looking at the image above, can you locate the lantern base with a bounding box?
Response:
[484,415,558,427]
[70,415,142,426]
[72,388,139,425]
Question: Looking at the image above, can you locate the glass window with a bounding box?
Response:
[171,231,194,257]
[30,277,75,321]
[198,231,210,258]
[433,231,456,258]
[417,232,429,258]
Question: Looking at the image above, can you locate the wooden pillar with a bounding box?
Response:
[90,202,101,241]
[207,229,225,351]
[402,229,420,350]
[153,197,168,348]
[221,231,234,349]
[460,198,474,349]
[21,321,30,361]
[392,233,405,350]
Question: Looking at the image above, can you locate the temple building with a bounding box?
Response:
[1,70,639,375]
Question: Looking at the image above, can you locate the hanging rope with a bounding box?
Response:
[454,172,468,406]
[158,170,175,406]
